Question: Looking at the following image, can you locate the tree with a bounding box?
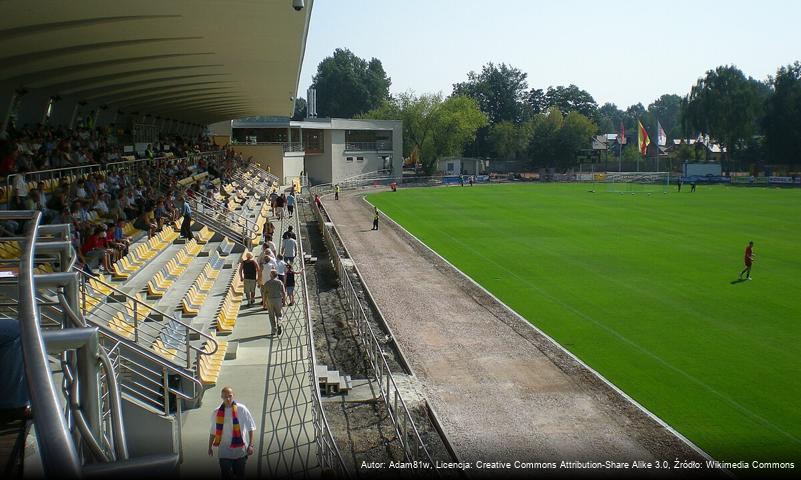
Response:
[764,62,801,164]
[360,92,488,173]
[543,85,598,119]
[647,94,682,139]
[595,102,625,135]
[489,121,532,160]
[527,108,597,169]
[291,97,307,120]
[452,62,529,124]
[682,65,763,161]
[526,88,547,115]
[311,48,391,118]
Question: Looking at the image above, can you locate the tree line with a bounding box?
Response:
[299,48,801,173]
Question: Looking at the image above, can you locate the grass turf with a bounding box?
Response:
[366,183,801,463]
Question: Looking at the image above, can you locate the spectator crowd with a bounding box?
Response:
[0,122,248,274]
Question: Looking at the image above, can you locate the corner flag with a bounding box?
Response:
[638,120,650,156]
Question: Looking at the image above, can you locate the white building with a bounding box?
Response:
[210,117,403,185]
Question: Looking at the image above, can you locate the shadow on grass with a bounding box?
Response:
[730,279,747,285]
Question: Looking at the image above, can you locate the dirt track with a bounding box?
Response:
[322,188,713,477]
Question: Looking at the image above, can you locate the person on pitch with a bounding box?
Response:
[739,241,755,280]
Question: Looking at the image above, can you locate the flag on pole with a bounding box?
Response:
[657,121,667,146]
[618,121,626,145]
[638,120,650,156]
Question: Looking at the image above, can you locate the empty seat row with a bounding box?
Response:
[0,241,21,259]
[218,237,236,256]
[215,274,243,334]
[146,239,202,297]
[181,263,222,316]
[196,225,214,244]
[198,330,228,386]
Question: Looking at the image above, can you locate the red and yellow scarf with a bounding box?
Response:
[213,401,244,448]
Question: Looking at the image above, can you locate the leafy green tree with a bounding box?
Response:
[291,97,307,120]
[647,94,682,139]
[763,62,801,163]
[543,85,598,119]
[452,62,530,124]
[682,65,763,160]
[489,121,532,160]
[594,102,625,136]
[311,48,391,118]
[527,108,596,168]
[360,92,487,173]
[526,88,547,115]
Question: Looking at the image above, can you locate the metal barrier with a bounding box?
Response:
[231,141,304,153]
[309,201,437,472]
[258,206,349,477]
[4,150,224,208]
[183,188,257,249]
[244,163,280,185]
[293,209,350,477]
[8,210,179,477]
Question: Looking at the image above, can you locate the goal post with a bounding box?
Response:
[593,171,671,194]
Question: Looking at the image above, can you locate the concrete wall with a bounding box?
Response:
[232,144,285,179]
[304,130,334,185]
[122,400,178,458]
[283,152,305,181]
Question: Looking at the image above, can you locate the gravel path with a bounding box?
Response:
[322,189,715,477]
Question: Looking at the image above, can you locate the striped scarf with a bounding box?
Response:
[213,402,244,448]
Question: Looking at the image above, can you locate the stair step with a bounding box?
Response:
[225,341,238,360]
[326,371,341,395]
[315,365,328,383]
[339,375,352,393]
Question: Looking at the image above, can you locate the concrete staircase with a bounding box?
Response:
[314,365,353,396]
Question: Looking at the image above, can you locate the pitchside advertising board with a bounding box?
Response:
[729,176,801,185]
[682,175,800,185]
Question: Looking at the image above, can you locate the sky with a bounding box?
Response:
[298,0,801,109]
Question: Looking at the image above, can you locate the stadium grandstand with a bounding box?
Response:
[0,1,366,478]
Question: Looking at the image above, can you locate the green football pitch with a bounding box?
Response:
[366,183,801,463]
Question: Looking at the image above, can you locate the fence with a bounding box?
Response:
[310,200,437,473]
[10,210,180,477]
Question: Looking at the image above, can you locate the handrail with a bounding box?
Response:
[75,266,219,361]
[57,291,128,460]
[294,203,350,477]
[15,210,83,478]
[244,163,280,185]
[311,200,437,471]
[188,188,258,234]
[3,150,225,206]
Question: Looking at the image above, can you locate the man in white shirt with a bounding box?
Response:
[281,236,297,266]
[208,387,256,480]
[13,170,28,209]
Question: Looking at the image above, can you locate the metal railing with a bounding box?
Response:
[3,150,224,207]
[293,207,350,477]
[244,163,281,185]
[344,141,393,151]
[75,267,218,369]
[184,189,257,249]
[310,201,436,472]
[307,170,395,198]
[231,140,304,153]
[9,210,180,477]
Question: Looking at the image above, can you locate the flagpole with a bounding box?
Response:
[655,117,659,173]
